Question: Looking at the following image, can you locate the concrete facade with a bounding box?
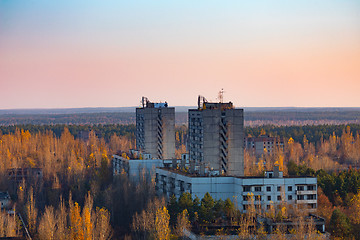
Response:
[113,154,164,182]
[245,136,284,156]
[155,168,317,213]
[189,103,244,176]
[0,192,11,209]
[136,101,175,159]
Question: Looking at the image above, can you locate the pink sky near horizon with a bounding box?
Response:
[1,1,359,109]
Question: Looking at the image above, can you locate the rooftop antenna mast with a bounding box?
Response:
[218,88,224,103]
[141,96,149,108]
[198,95,208,109]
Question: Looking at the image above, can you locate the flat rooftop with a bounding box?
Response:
[157,167,316,179]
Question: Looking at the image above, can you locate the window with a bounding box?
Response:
[243,205,248,210]
[297,195,304,200]
[307,185,316,191]
[243,196,249,201]
[255,186,261,192]
[267,186,271,192]
[267,196,271,201]
[297,186,304,191]
[277,195,282,201]
[277,186,282,192]
[308,203,316,209]
[288,195,293,200]
[307,194,317,200]
[288,186,292,192]
[243,186,251,192]
[267,205,271,210]
[180,181,184,192]
[255,195,261,201]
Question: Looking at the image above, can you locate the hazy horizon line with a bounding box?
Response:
[1,106,360,114]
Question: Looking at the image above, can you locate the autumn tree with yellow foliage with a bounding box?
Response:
[25,187,37,235]
[37,192,112,240]
[175,209,190,237]
[155,206,170,240]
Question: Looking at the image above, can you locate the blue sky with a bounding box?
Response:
[1,1,359,108]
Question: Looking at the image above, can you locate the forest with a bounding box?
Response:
[0,123,359,239]
[0,108,359,126]
[2,122,360,145]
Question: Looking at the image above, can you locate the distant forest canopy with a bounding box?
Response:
[1,123,360,147]
[0,108,359,126]
[244,110,360,126]
[245,124,360,145]
[0,124,136,142]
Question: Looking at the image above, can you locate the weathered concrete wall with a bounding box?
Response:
[188,107,244,176]
[136,107,175,159]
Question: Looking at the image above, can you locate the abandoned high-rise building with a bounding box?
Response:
[136,97,175,159]
[188,95,244,176]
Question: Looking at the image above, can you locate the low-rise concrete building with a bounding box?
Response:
[113,153,176,182]
[155,167,317,213]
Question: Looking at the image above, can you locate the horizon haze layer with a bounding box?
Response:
[1,106,360,115]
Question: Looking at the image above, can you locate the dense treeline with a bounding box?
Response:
[0,123,190,158]
[1,109,359,126]
[246,123,360,146]
[245,125,360,177]
[0,112,186,126]
[2,123,359,147]
[0,124,136,142]
[167,193,236,229]
[0,128,137,239]
[0,112,136,126]
[244,110,360,126]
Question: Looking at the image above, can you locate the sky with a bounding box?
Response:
[0,0,359,109]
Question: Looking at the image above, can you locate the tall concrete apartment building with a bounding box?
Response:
[188,96,244,176]
[136,97,175,159]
